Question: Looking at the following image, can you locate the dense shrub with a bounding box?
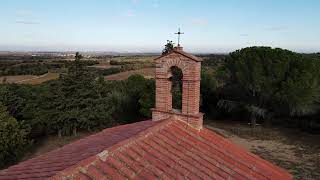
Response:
[0,64,49,75]
[64,60,98,67]
[0,61,66,76]
[200,68,219,118]
[110,75,155,122]
[99,67,122,76]
[201,54,227,67]
[121,63,154,71]
[110,59,138,65]
[0,103,30,168]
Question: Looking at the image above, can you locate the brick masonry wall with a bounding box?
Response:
[152,47,203,129]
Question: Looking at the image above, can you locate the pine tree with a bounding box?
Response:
[219,47,320,127]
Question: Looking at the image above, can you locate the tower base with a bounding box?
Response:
[151,108,203,130]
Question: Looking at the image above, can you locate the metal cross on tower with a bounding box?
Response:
[174,28,184,47]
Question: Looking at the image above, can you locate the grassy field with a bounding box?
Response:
[104,68,155,80]
[0,73,60,85]
[108,56,155,64]
[0,56,156,84]
[16,72,60,85]
[205,120,320,179]
[88,63,120,69]
[0,75,37,84]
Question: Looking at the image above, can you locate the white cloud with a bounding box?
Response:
[190,18,208,25]
[15,20,40,25]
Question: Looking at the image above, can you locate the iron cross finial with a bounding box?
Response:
[174,28,184,47]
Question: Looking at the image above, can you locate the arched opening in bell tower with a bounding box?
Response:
[169,66,183,111]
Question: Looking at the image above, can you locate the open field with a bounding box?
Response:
[0,73,59,85]
[205,120,320,179]
[18,72,60,85]
[104,68,155,80]
[0,55,156,84]
[108,56,155,64]
[88,63,120,69]
[0,75,37,84]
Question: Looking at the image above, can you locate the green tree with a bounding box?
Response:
[200,69,218,118]
[47,52,116,136]
[219,47,320,127]
[162,40,175,55]
[75,52,83,61]
[0,103,30,168]
[0,85,27,120]
[72,52,84,77]
[139,79,155,118]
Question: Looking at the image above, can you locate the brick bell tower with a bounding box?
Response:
[151,46,204,129]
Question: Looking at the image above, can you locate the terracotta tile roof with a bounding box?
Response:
[0,121,158,180]
[51,119,292,180]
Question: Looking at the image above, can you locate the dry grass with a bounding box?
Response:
[109,56,155,63]
[0,73,59,85]
[205,120,320,179]
[104,68,155,80]
[0,75,37,84]
[17,73,59,85]
[88,62,120,69]
[88,64,119,69]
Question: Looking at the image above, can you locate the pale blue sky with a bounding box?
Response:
[1,0,319,53]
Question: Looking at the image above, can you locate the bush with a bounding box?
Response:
[0,64,49,76]
[0,103,30,168]
[100,67,121,76]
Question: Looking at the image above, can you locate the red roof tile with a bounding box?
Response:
[0,121,158,180]
[51,119,292,180]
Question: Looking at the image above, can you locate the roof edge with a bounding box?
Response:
[154,48,202,62]
[52,119,174,178]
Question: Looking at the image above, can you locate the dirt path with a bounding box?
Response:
[205,120,320,179]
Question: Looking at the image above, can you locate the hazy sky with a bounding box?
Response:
[1,0,319,53]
